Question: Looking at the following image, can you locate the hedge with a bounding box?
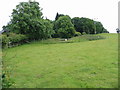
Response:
[1,33,28,48]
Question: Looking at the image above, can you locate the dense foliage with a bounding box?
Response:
[42,19,54,39]
[95,21,109,34]
[55,12,65,21]
[54,16,75,38]
[1,33,27,48]
[1,0,109,49]
[72,17,109,34]
[3,1,54,40]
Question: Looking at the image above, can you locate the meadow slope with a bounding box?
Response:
[3,33,118,88]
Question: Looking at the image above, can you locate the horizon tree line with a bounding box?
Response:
[2,0,109,41]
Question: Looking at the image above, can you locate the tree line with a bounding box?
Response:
[1,1,109,47]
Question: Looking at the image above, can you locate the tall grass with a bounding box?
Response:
[68,34,105,43]
[31,34,105,44]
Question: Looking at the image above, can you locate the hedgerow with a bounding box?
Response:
[1,33,28,48]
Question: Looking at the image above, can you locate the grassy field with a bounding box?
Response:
[2,33,118,88]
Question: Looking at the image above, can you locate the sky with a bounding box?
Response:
[0,0,119,33]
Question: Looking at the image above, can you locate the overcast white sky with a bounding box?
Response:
[0,0,119,33]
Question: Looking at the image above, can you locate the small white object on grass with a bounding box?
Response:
[65,39,67,41]
[8,42,11,45]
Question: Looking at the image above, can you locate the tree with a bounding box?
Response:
[72,17,95,34]
[94,21,109,34]
[94,21,102,34]
[102,28,109,33]
[55,12,64,21]
[71,17,82,34]
[54,16,75,38]
[42,19,54,39]
[72,17,108,34]
[4,1,54,40]
[53,13,65,37]
[55,12,59,21]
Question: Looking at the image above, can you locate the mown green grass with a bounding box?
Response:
[2,33,118,88]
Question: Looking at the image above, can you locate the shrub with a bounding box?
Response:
[1,34,10,48]
[82,32,87,35]
[1,33,28,48]
[8,33,28,45]
[2,73,14,88]
[74,32,81,37]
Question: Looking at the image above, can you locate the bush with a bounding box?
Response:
[82,32,87,35]
[1,34,10,48]
[1,33,28,48]
[74,32,81,37]
[8,33,28,45]
[2,73,14,88]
